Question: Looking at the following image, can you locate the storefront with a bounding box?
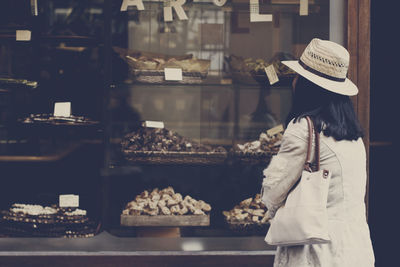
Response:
[0,0,370,266]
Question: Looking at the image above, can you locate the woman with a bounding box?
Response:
[261,38,375,266]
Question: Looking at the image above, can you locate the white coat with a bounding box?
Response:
[261,118,375,267]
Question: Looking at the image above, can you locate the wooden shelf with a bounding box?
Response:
[0,142,81,162]
[0,34,100,46]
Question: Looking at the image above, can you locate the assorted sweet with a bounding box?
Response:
[121,127,226,153]
[266,52,297,77]
[114,47,210,73]
[235,129,283,156]
[20,114,99,125]
[227,52,296,77]
[122,186,212,216]
[0,203,97,238]
[223,194,269,225]
[227,54,269,74]
[0,77,38,89]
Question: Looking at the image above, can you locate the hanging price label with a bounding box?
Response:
[300,0,309,16]
[30,0,38,16]
[265,65,279,85]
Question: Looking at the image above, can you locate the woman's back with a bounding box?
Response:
[267,119,375,267]
[262,38,374,266]
[320,135,368,221]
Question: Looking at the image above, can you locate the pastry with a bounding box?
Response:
[235,126,284,156]
[122,187,212,216]
[223,194,269,225]
[121,127,226,153]
[1,204,97,238]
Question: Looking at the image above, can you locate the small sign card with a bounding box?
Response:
[59,194,79,208]
[142,121,165,129]
[300,0,309,16]
[265,65,279,85]
[16,30,31,41]
[54,102,71,117]
[164,68,183,81]
[267,124,284,136]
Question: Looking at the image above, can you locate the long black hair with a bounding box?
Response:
[286,76,364,141]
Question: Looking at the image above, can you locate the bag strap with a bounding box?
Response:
[304,116,320,172]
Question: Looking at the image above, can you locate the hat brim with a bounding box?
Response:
[282,60,358,96]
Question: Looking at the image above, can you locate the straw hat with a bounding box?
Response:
[282,38,358,96]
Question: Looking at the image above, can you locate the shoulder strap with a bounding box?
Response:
[304,116,320,172]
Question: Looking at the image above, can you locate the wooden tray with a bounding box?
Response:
[131,69,208,84]
[0,142,82,162]
[226,221,270,236]
[230,151,276,165]
[121,214,210,227]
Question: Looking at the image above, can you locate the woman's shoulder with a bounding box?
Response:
[284,117,310,141]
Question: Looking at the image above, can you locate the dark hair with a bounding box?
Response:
[285,76,364,141]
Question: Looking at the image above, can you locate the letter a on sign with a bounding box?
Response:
[120,0,145,11]
[164,0,188,22]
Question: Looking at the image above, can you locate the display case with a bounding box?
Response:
[0,0,370,266]
[0,0,104,160]
[0,0,104,242]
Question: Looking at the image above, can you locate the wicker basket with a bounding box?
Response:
[230,71,261,85]
[231,150,276,165]
[226,220,270,236]
[122,150,228,165]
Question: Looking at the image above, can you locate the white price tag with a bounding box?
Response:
[59,194,79,208]
[54,102,71,117]
[265,65,279,85]
[142,121,165,129]
[300,0,309,16]
[267,124,284,137]
[16,30,31,41]
[164,68,183,81]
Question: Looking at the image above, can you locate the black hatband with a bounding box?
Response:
[298,59,346,82]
